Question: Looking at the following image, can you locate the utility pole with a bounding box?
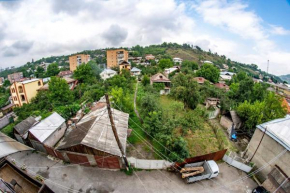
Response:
[249,127,267,162]
[105,94,130,170]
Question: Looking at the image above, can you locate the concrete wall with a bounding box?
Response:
[106,49,128,68]
[69,54,90,72]
[128,157,172,169]
[246,129,290,182]
[220,116,232,129]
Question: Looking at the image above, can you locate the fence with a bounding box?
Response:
[174,149,227,170]
[128,157,172,169]
[223,152,253,173]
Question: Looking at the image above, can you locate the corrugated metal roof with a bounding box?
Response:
[57,106,129,157]
[257,116,290,151]
[0,132,32,158]
[14,116,37,136]
[29,112,65,143]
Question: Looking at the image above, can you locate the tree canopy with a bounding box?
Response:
[196,64,220,83]
[46,63,60,77]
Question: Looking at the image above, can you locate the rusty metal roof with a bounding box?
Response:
[57,106,129,157]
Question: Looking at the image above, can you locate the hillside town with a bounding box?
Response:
[0,43,289,193]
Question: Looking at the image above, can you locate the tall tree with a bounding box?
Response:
[158,59,173,69]
[46,63,60,77]
[196,64,220,83]
[73,63,95,83]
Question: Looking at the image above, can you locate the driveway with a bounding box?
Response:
[8,151,257,193]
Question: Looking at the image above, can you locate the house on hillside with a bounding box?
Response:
[220,111,242,131]
[193,77,209,84]
[100,69,117,80]
[58,70,73,78]
[245,117,290,193]
[130,67,142,76]
[205,98,220,109]
[150,73,171,95]
[214,83,229,91]
[10,79,44,107]
[14,116,38,145]
[145,54,155,60]
[119,60,131,72]
[7,72,23,83]
[28,112,66,153]
[56,101,129,169]
[203,60,213,65]
[37,77,78,91]
[164,66,179,77]
[173,57,183,64]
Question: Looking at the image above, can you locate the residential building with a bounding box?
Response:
[222,64,229,69]
[106,49,129,68]
[58,70,73,78]
[130,67,142,76]
[205,98,220,109]
[56,100,129,169]
[164,66,179,76]
[69,54,91,72]
[128,57,142,64]
[10,79,43,107]
[193,77,208,84]
[0,103,14,118]
[7,72,23,83]
[119,60,131,72]
[38,62,50,71]
[214,83,229,91]
[145,54,155,60]
[100,69,117,80]
[150,73,171,95]
[28,112,66,153]
[38,77,78,91]
[245,117,290,193]
[203,60,213,64]
[173,57,183,64]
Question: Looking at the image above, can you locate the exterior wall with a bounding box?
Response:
[7,72,23,83]
[43,122,66,147]
[119,64,131,72]
[10,80,43,107]
[220,116,233,129]
[100,72,117,80]
[246,129,290,182]
[106,49,129,68]
[69,54,90,72]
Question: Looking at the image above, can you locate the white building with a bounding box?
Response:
[164,67,179,76]
[100,69,117,80]
[203,60,213,64]
[173,57,183,64]
[130,67,142,76]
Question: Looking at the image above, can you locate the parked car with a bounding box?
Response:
[252,186,269,193]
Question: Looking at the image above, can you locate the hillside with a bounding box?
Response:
[0,42,283,83]
[279,74,290,83]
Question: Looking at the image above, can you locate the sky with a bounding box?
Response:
[0,0,289,76]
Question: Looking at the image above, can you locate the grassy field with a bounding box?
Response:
[159,95,236,157]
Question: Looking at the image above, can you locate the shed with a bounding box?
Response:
[57,103,129,169]
[14,116,37,145]
[28,112,66,153]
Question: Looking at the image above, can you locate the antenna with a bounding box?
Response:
[267,60,269,74]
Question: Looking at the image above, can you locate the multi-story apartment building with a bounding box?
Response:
[106,49,129,68]
[69,54,91,72]
[10,79,43,107]
[7,72,24,83]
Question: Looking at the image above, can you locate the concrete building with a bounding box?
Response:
[7,72,23,83]
[119,60,131,72]
[100,69,117,80]
[246,117,290,193]
[10,79,43,107]
[173,57,183,64]
[106,49,129,68]
[130,67,142,76]
[69,54,91,72]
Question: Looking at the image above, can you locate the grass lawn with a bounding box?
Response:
[160,95,236,157]
[1,123,15,138]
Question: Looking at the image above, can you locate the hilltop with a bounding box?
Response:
[279,74,290,83]
[0,42,282,83]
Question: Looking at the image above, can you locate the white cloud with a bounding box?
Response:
[0,0,289,75]
[270,25,290,35]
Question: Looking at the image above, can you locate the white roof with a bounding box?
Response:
[220,72,236,76]
[21,79,40,84]
[257,116,290,151]
[29,112,65,143]
[220,75,232,80]
[101,69,117,75]
[0,132,32,158]
[130,67,141,72]
[204,60,213,64]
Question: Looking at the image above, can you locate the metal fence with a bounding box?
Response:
[223,153,253,173]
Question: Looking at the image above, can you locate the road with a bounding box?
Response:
[8,151,257,193]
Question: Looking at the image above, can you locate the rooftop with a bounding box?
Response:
[257,116,290,151]
[14,116,37,136]
[130,67,141,72]
[21,79,40,84]
[57,104,129,157]
[151,73,171,83]
[101,69,117,74]
[29,112,65,143]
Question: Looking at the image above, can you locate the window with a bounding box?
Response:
[159,76,163,79]
[11,88,15,93]
[38,81,41,86]
[18,86,23,93]
[21,95,26,102]
[14,97,17,101]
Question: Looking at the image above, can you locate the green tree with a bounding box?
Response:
[158,59,173,69]
[142,75,150,86]
[35,66,45,78]
[48,76,74,106]
[196,64,220,83]
[3,80,11,87]
[181,60,198,71]
[46,63,60,77]
[73,64,95,83]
